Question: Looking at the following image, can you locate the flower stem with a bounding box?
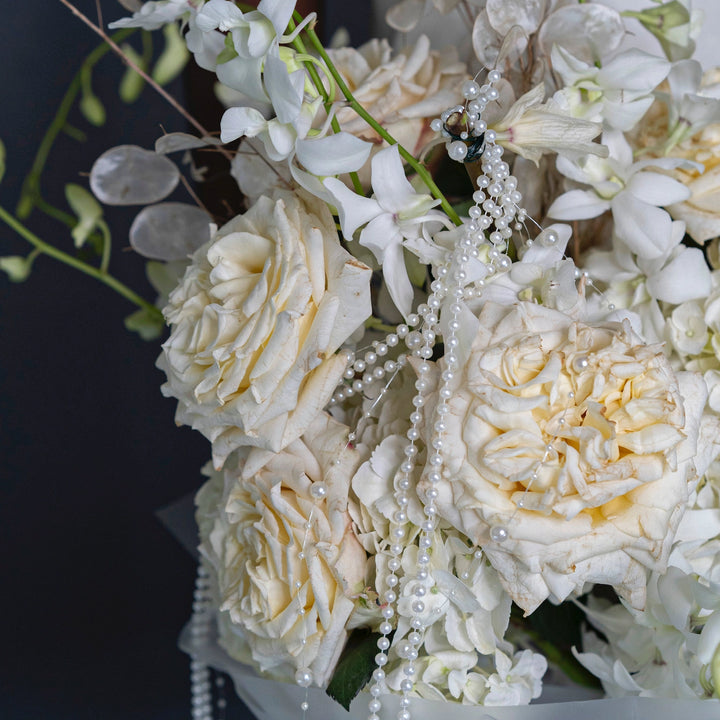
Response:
[298,15,462,226]
[0,206,162,320]
[16,28,135,219]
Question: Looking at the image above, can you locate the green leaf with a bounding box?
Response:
[119,43,147,103]
[0,254,34,282]
[0,138,6,183]
[326,629,385,711]
[124,306,164,341]
[80,91,106,127]
[65,183,104,248]
[152,23,190,86]
[216,33,239,65]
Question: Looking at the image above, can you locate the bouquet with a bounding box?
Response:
[4,0,720,718]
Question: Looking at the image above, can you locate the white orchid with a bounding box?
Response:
[108,0,194,30]
[623,0,704,62]
[548,130,701,248]
[657,59,720,152]
[324,144,452,318]
[552,45,670,131]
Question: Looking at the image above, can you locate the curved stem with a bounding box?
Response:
[298,16,462,226]
[16,27,135,218]
[0,206,162,319]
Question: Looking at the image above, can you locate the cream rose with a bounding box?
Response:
[635,99,720,243]
[158,189,371,467]
[420,301,705,613]
[196,412,367,686]
[328,35,468,182]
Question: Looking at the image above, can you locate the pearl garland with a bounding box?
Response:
[189,563,216,720]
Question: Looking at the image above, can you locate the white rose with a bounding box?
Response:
[328,36,468,185]
[420,301,705,613]
[196,413,367,686]
[158,189,371,467]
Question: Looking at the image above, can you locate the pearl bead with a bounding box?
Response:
[462,80,480,98]
[430,118,443,132]
[448,140,468,161]
[490,526,509,543]
[295,668,313,687]
[488,69,501,83]
[310,482,327,499]
[572,355,589,372]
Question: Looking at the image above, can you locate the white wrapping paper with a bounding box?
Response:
[180,621,720,720]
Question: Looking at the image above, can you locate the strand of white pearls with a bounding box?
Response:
[366,306,438,720]
[293,478,332,713]
[332,327,413,406]
[190,563,215,720]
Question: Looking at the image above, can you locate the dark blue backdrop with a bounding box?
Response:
[0,1,369,718]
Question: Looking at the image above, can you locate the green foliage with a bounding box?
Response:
[152,23,190,85]
[119,43,148,103]
[124,306,165,341]
[0,255,34,282]
[326,629,386,710]
[65,183,104,248]
[80,91,106,127]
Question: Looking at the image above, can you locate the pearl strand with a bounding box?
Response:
[366,313,438,720]
[190,563,215,720]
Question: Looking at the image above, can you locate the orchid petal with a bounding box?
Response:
[369,145,418,215]
[264,53,303,124]
[257,0,295,37]
[296,133,371,177]
[598,49,670,92]
[196,0,245,32]
[323,177,381,239]
[626,171,691,206]
[646,247,711,304]
[548,189,610,220]
[610,193,673,259]
[220,105,267,143]
[216,56,267,102]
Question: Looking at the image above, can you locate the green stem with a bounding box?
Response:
[298,15,461,226]
[98,219,112,274]
[288,19,365,196]
[15,28,135,219]
[0,206,161,319]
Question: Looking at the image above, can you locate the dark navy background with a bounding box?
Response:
[0,2,368,718]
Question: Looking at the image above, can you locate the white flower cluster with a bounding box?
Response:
[104,0,720,713]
